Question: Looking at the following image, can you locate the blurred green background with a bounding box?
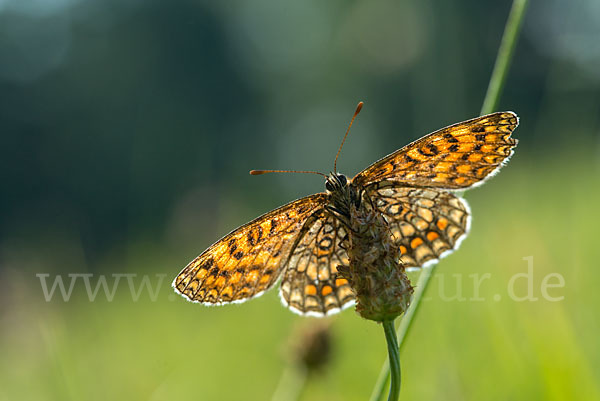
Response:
[1,0,599,400]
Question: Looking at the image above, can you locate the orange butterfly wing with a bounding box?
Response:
[173,194,328,304]
[366,184,470,270]
[280,210,355,316]
[353,112,518,189]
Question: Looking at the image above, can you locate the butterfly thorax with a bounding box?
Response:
[335,192,414,322]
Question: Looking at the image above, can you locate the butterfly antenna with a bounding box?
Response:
[250,169,327,178]
[334,101,363,173]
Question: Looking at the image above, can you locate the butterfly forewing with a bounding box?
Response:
[353,112,518,189]
[173,193,328,304]
[366,182,470,270]
[280,210,355,316]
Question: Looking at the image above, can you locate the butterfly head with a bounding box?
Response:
[325,173,348,193]
[325,172,360,217]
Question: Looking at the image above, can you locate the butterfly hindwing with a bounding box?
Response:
[366,182,470,270]
[280,210,355,316]
[173,194,328,304]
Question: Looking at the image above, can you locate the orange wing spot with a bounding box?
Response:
[305,284,317,296]
[374,164,394,178]
[476,166,491,177]
[442,152,461,162]
[456,164,472,174]
[237,287,252,298]
[221,286,234,299]
[317,247,331,258]
[427,231,439,241]
[213,243,229,257]
[335,278,349,287]
[407,149,428,161]
[468,153,483,162]
[186,280,199,294]
[259,274,271,284]
[260,220,273,236]
[203,275,216,287]
[399,245,408,255]
[437,218,448,230]
[214,276,227,288]
[410,237,424,249]
[321,285,333,296]
[480,144,495,153]
[246,270,259,283]
[484,154,499,163]
[432,173,450,183]
[457,143,475,152]
[454,176,468,185]
[253,251,270,266]
[433,162,452,173]
[229,271,242,284]
[456,134,476,143]
[497,145,510,155]
[177,275,191,288]
[485,125,497,132]
[196,269,208,280]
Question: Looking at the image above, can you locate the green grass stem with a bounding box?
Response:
[382,319,401,401]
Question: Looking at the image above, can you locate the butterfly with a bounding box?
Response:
[172,104,518,317]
